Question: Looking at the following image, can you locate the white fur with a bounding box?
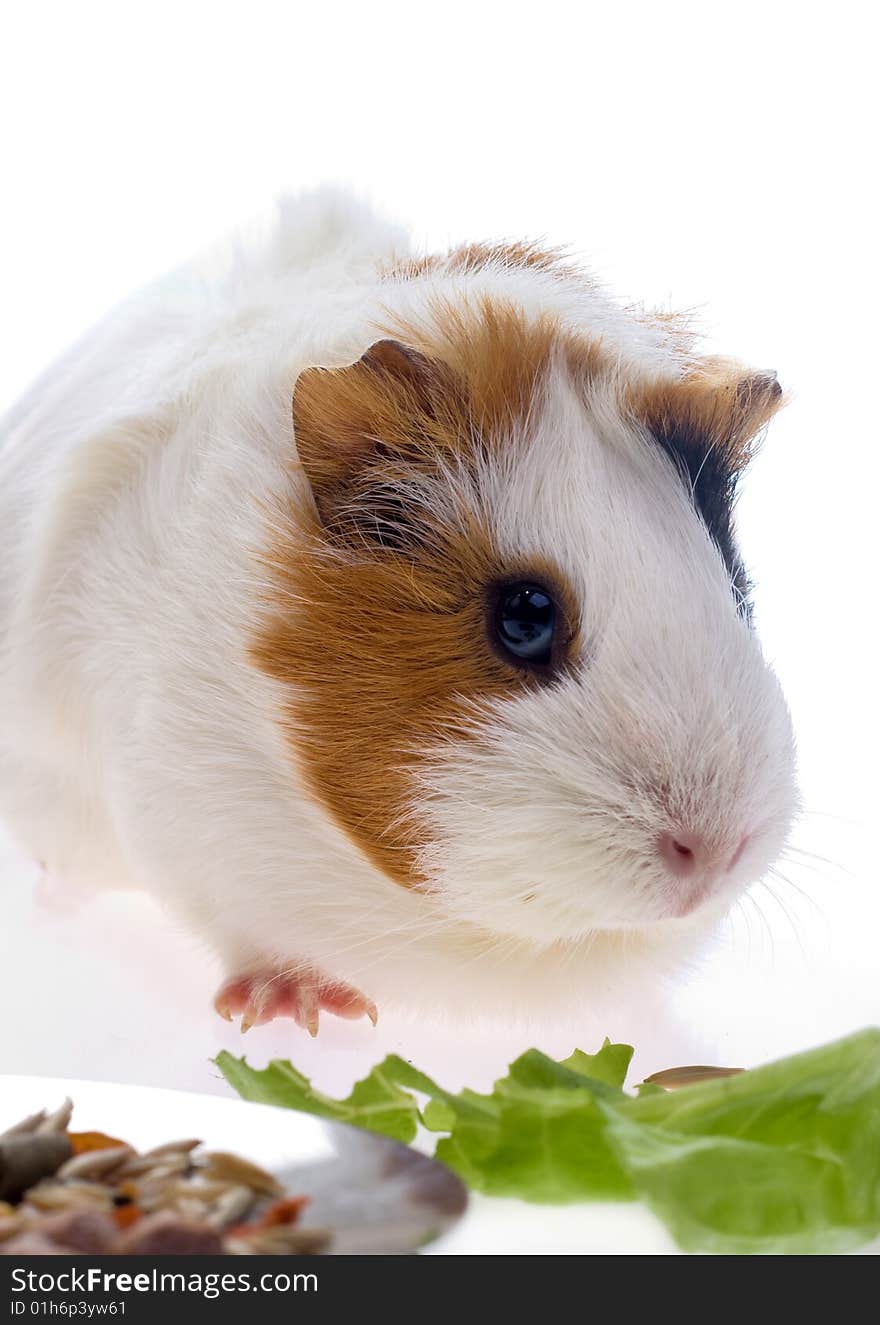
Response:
[0,189,797,1020]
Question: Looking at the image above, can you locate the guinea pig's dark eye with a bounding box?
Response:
[493,582,557,667]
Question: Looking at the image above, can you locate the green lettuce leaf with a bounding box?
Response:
[214,1050,420,1142]
[605,1028,880,1253]
[214,1028,880,1254]
[435,1042,634,1200]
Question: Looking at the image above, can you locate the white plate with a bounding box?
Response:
[0,1074,467,1255]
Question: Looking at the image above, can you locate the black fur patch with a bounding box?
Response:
[650,422,752,618]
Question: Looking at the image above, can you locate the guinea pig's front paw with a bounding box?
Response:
[213,967,378,1038]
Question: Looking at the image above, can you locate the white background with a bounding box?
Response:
[1,2,877,1118]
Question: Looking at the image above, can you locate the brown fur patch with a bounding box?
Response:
[382,297,611,436]
[628,357,785,470]
[386,239,574,284]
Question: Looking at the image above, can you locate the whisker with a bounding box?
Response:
[754,876,809,960]
[769,863,824,906]
[742,888,776,961]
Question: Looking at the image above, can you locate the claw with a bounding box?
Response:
[297,982,320,1038]
[214,967,376,1037]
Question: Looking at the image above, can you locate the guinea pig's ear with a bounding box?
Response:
[292,339,454,528]
[632,359,785,471]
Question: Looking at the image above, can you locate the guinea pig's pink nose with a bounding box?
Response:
[657,830,707,877]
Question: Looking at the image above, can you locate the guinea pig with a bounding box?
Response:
[0,189,797,1033]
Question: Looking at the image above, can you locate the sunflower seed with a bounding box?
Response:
[201,1152,283,1197]
[0,1134,73,1202]
[205,1185,256,1230]
[116,1153,189,1181]
[36,1099,74,1135]
[142,1138,202,1159]
[643,1064,745,1090]
[25,1180,114,1211]
[57,1147,134,1182]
